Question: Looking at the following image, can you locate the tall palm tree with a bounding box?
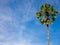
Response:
[36,3,58,45]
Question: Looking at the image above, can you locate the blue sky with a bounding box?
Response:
[0,0,60,45]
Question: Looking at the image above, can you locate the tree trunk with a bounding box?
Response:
[46,24,50,45]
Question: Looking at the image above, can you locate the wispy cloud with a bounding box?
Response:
[0,0,37,45]
[0,0,60,45]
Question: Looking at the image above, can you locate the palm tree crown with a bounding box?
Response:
[36,3,58,27]
[36,3,59,45]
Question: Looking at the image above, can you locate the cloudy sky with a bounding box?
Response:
[0,0,60,45]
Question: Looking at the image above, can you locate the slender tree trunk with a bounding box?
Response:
[46,24,50,45]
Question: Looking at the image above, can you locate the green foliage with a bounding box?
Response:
[51,6,55,12]
[54,11,58,14]
[40,5,44,10]
[36,3,58,25]
[40,19,44,24]
[36,11,42,18]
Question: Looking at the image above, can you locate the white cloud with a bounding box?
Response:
[14,0,36,23]
[0,0,48,45]
[0,4,34,45]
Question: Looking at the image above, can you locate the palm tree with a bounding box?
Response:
[36,3,58,45]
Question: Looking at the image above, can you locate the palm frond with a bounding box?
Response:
[45,3,50,9]
[54,11,59,14]
[51,6,55,12]
[36,11,42,18]
[40,19,44,24]
[40,5,44,10]
[52,14,56,18]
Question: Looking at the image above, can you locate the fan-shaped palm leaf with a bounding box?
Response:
[51,6,55,12]
[36,11,42,18]
[40,5,44,10]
